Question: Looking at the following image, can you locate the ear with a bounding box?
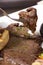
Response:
[40,24,43,37]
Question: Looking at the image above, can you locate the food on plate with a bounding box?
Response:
[0,30,9,50]
[19,8,38,33]
[7,23,33,38]
[2,36,40,65]
[0,7,43,65]
[27,8,37,17]
[7,23,39,39]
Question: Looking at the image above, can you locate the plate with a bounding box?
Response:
[0,4,43,49]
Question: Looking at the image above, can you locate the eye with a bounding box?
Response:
[40,24,43,37]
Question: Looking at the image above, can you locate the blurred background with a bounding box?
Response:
[0,0,41,14]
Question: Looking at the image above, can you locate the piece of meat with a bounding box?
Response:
[7,23,39,39]
[19,8,38,33]
[27,8,37,17]
[2,36,40,65]
[7,23,31,38]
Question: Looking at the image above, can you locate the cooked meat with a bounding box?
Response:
[27,8,37,17]
[7,23,39,39]
[19,8,38,33]
[3,36,40,65]
[0,7,42,65]
[7,23,31,38]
